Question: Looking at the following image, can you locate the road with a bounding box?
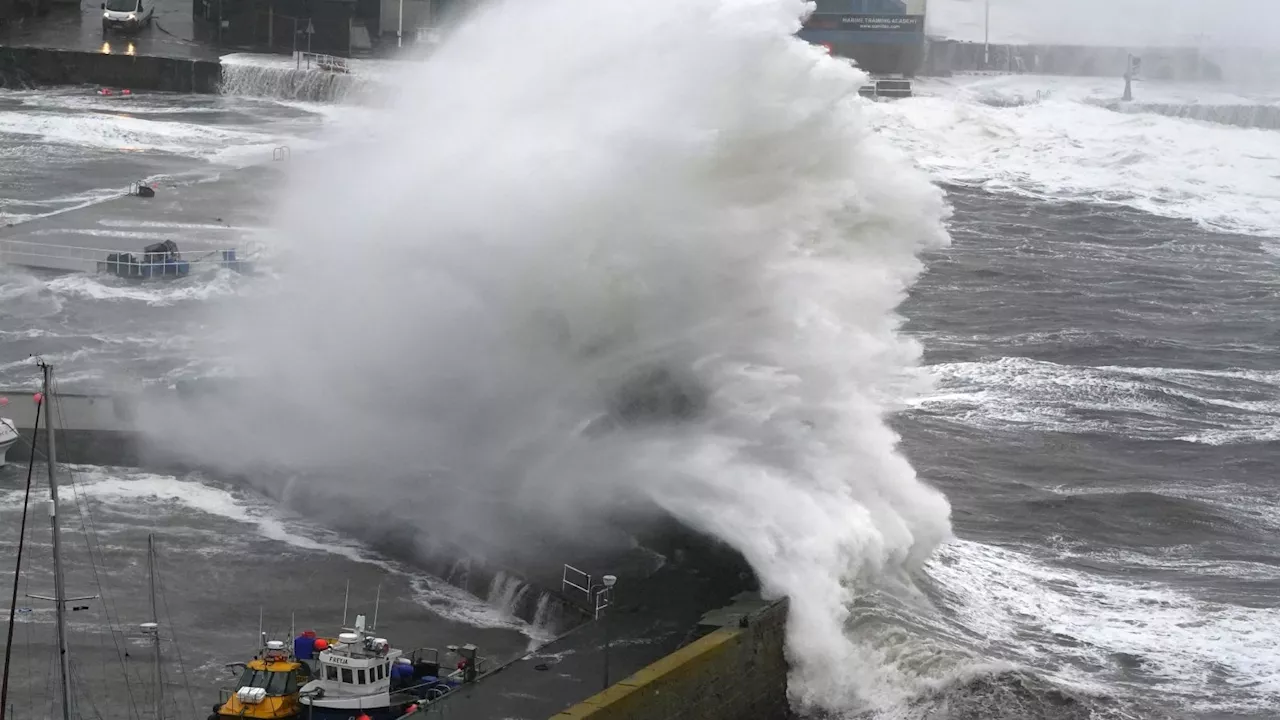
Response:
[1,0,219,59]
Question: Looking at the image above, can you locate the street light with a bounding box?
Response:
[983,0,990,69]
[601,574,617,691]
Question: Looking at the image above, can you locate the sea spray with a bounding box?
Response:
[181,0,953,714]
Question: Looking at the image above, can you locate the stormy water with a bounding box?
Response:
[3,2,1280,720]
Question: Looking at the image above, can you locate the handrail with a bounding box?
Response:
[297,51,350,74]
[0,239,263,257]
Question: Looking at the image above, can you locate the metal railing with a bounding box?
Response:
[561,564,611,619]
[296,51,350,73]
[404,647,492,680]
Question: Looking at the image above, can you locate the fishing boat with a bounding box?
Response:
[209,636,313,720]
[296,612,485,720]
[0,417,17,466]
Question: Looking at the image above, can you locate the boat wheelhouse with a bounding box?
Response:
[299,614,486,720]
[211,638,312,720]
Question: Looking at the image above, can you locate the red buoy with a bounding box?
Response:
[0,397,9,407]
[122,89,132,95]
[98,88,113,96]
[33,392,43,405]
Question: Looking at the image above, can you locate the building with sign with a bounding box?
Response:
[798,0,928,77]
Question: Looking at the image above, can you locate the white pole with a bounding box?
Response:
[983,0,990,68]
[342,580,350,627]
[42,366,73,720]
[397,0,403,48]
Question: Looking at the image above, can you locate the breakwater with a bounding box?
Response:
[551,597,790,720]
[0,46,368,100]
[924,39,1222,82]
[0,45,221,91]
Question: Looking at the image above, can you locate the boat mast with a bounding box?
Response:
[147,534,162,720]
[41,362,74,720]
[0,377,43,720]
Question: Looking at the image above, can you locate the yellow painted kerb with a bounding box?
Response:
[551,627,744,719]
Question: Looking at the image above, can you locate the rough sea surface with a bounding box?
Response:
[2,61,1279,720]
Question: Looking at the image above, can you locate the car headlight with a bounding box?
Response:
[127,12,136,19]
[103,11,109,17]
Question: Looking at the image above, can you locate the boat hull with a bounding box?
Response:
[299,703,407,720]
[0,418,19,467]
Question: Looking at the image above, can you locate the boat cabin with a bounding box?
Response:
[307,631,403,699]
[215,640,310,720]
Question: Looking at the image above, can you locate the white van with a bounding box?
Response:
[101,0,154,34]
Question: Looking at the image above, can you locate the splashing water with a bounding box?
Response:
[181,0,953,714]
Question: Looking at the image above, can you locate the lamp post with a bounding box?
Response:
[983,0,990,69]
[601,574,617,691]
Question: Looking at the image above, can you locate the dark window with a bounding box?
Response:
[357,669,366,685]
[341,668,353,685]
[325,665,338,681]
[236,669,273,690]
[266,672,291,696]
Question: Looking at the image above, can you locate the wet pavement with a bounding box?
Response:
[419,538,762,720]
[2,0,219,59]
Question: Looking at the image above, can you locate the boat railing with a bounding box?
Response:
[0,238,264,275]
[403,647,493,680]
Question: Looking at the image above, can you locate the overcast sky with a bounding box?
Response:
[927,0,1280,48]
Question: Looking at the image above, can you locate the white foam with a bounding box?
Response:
[912,356,1280,444]
[0,109,275,157]
[407,576,542,637]
[43,271,241,306]
[57,466,547,636]
[926,539,1280,714]
[870,81,1280,237]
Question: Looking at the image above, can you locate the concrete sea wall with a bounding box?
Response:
[550,599,790,720]
[923,39,1222,82]
[0,45,220,91]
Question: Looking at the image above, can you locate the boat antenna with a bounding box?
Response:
[258,607,264,653]
[0,383,43,720]
[147,534,163,720]
[41,361,75,720]
[372,583,381,632]
[341,580,350,628]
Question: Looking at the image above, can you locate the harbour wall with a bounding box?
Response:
[923,39,1222,82]
[0,45,376,101]
[0,45,221,91]
[0,388,594,636]
[550,598,790,720]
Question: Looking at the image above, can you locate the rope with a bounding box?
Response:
[0,400,41,720]
[152,550,198,720]
[50,382,143,720]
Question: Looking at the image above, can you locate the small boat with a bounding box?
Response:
[210,635,314,720]
[299,615,482,720]
[0,417,18,466]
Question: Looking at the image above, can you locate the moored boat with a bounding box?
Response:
[210,637,314,720]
